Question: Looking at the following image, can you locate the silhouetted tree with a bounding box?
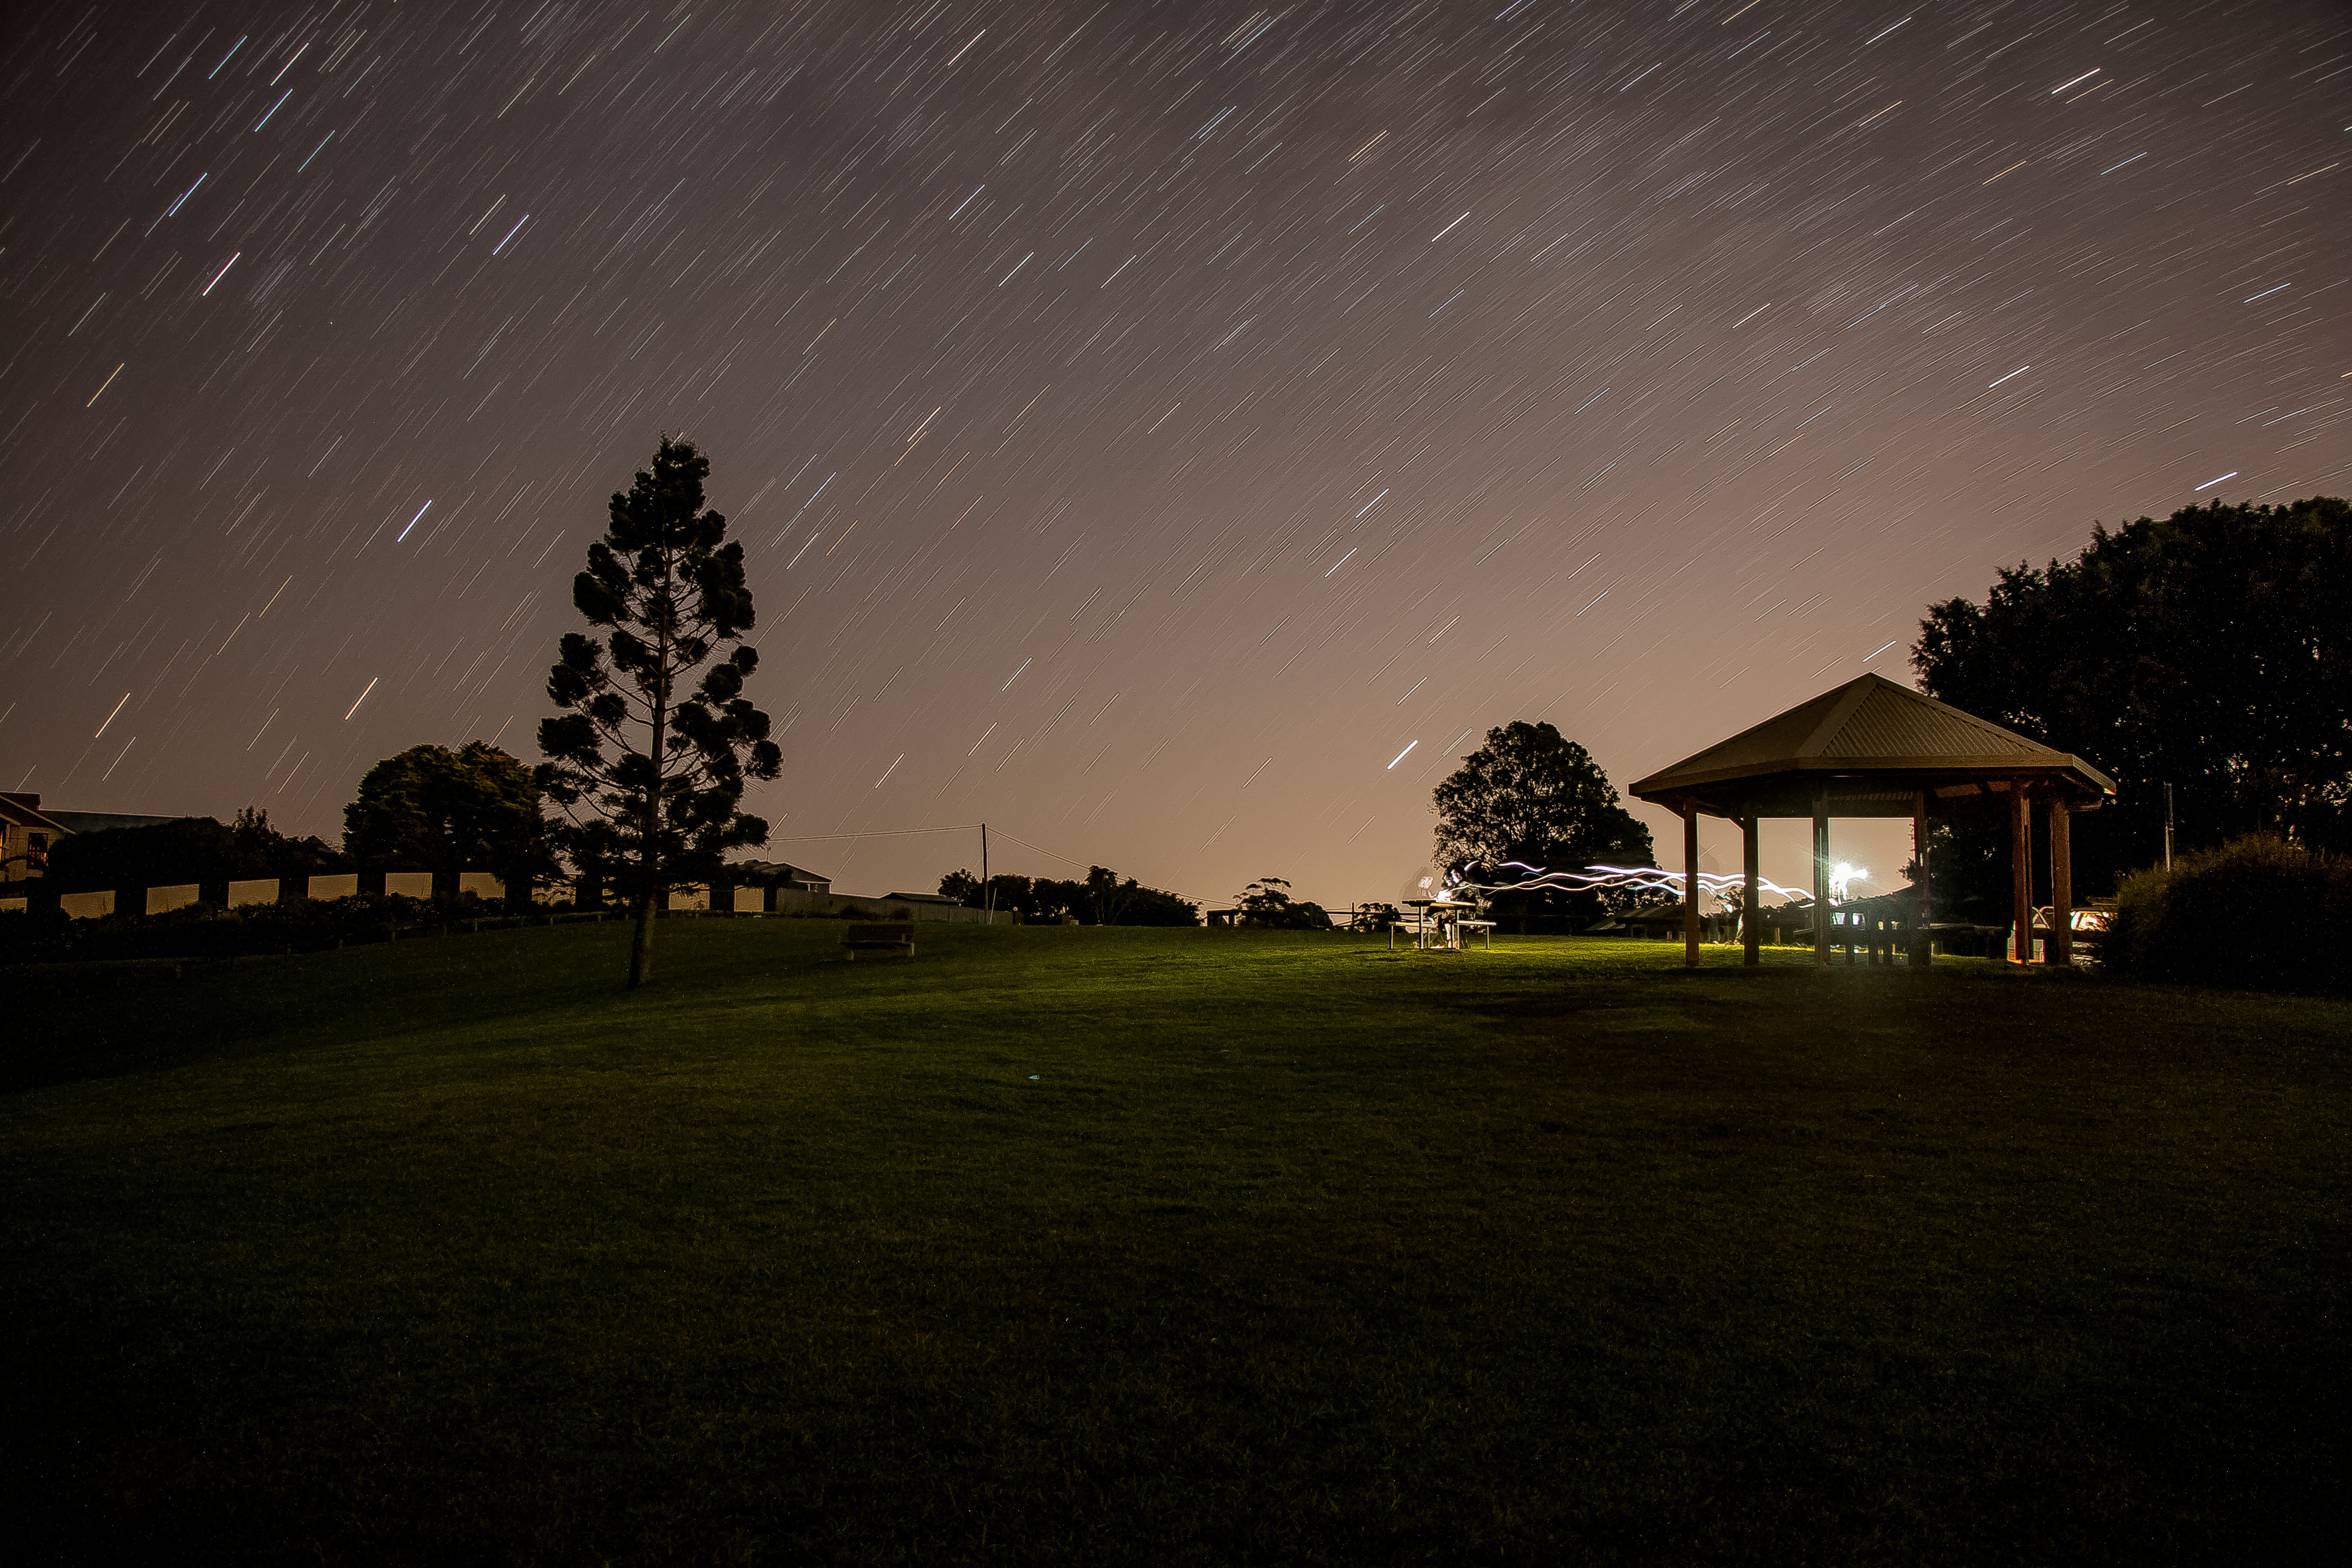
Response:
[1914,496,2351,905]
[344,742,548,902]
[1119,882,1202,927]
[1432,721,1655,930]
[940,864,1199,925]
[1234,875,1332,930]
[537,437,781,985]
[231,805,344,882]
[1084,865,1135,925]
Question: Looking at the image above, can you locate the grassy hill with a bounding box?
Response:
[5,920,2346,1563]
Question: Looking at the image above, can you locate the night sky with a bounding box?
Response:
[3,0,2346,909]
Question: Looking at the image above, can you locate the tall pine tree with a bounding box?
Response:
[537,437,781,986]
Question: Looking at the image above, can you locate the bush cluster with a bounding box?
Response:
[2104,835,2352,993]
[0,894,492,966]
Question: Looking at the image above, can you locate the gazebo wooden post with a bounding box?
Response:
[1682,808,1701,968]
[2049,797,2073,966]
[1812,787,1831,966]
[1742,813,1761,967]
[1910,790,1931,969]
[2010,785,2033,964]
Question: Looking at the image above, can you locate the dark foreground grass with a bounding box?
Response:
[4,921,2346,1565]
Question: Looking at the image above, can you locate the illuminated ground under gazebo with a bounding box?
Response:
[1627,673,2116,968]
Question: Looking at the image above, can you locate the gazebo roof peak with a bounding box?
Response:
[1629,672,2115,806]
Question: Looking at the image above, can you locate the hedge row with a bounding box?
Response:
[0,894,553,966]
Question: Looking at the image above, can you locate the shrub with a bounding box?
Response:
[2105,835,2352,992]
[1,894,451,966]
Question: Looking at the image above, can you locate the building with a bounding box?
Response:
[732,860,832,895]
[881,890,963,909]
[0,792,73,891]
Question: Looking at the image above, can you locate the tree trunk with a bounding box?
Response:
[629,893,655,987]
[630,545,674,990]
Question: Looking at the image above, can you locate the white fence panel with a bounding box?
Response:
[146,883,202,915]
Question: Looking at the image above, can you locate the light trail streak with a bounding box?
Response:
[1443,862,1818,904]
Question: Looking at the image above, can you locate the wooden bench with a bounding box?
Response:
[842,921,915,960]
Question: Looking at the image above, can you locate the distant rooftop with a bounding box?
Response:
[1,793,191,836]
[43,810,192,835]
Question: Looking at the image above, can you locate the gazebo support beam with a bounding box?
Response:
[1742,814,1760,968]
[2011,786,2033,964]
[1910,791,1931,969]
[1813,788,1831,967]
[1683,810,1701,968]
[2050,798,2073,966]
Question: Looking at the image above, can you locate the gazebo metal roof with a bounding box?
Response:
[1628,672,2115,820]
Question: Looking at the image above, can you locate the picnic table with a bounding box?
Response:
[1389,903,1494,952]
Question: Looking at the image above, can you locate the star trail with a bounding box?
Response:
[2,0,2346,902]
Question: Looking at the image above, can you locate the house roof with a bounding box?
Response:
[734,860,831,884]
[1628,673,2114,818]
[42,810,189,835]
[0,793,72,836]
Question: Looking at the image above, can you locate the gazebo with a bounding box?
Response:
[1627,673,2115,968]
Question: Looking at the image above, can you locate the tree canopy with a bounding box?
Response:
[344,742,547,899]
[1233,875,1332,930]
[1432,721,1654,929]
[1914,496,2350,900]
[537,437,781,985]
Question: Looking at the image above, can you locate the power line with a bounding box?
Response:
[761,824,980,843]
[986,827,1093,871]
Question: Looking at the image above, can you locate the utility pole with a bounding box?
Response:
[981,821,992,923]
[2163,783,2174,870]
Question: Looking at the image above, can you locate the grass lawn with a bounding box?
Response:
[4,919,2346,1564]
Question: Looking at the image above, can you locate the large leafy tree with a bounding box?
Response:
[344,741,547,901]
[1913,496,2350,906]
[1432,721,1654,929]
[537,437,781,986]
[231,806,345,882]
[1234,874,1331,930]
